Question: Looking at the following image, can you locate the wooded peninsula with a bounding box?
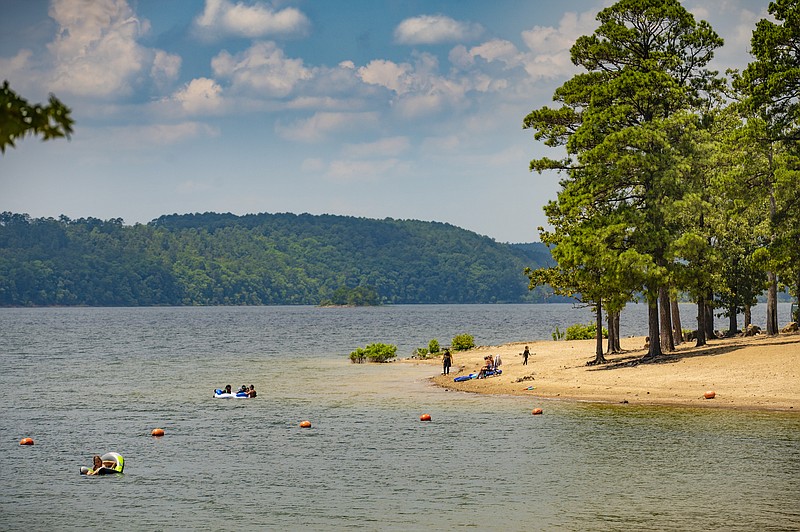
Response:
[0,211,554,307]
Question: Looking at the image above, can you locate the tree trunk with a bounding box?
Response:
[606,309,617,354]
[744,305,752,328]
[614,311,621,352]
[766,147,779,335]
[670,295,682,345]
[795,270,800,323]
[767,271,778,335]
[645,292,662,359]
[727,304,738,337]
[705,294,715,339]
[659,286,674,351]
[695,295,707,347]
[590,302,606,365]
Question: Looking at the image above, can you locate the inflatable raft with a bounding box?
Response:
[214,389,251,399]
[80,452,124,476]
[453,369,502,382]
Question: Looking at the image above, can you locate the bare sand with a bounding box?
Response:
[405,332,800,411]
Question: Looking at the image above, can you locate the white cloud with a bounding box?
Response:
[421,135,460,154]
[325,158,407,183]
[0,50,36,92]
[143,122,220,144]
[276,111,380,142]
[357,59,413,94]
[211,41,312,97]
[468,39,520,64]
[94,122,220,147]
[355,53,468,118]
[172,77,224,114]
[46,0,151,97]
[62,121,219,160]
[194,0,310,39]
[519,11,596,78]
[0,0,181,99]
[447,9,597,89]
[151,50,182,89]
[342,137,411,159]
[394,14,483,45]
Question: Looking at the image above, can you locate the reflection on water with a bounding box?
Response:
[1,305,798,530]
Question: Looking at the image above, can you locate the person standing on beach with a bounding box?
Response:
[522,346,530,365]
[442,349,452,375]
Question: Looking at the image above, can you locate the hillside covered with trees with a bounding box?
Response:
[0,211,554,306]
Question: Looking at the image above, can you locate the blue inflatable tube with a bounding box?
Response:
[214,389,250,399]
[453,369,502,382]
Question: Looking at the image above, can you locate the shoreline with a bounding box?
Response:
[403,331,800,412]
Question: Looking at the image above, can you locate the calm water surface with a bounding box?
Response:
[1,304,798,531]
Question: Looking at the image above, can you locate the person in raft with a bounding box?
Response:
[86,455,118,475]
[442,349,452,375]
[522,346,530,365]
[224,385,232,394]
[86,455,103,475]
[239,385,248,394]
[247,385,257,398]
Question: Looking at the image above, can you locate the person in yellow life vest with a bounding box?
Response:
[82,452,124,475]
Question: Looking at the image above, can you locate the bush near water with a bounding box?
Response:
[564,323,608,341]
[349,343,397,363]
[451,333,475,351]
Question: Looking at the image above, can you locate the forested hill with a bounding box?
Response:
[0,211,555,306]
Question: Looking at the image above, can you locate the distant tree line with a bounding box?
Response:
[0,211,556,307]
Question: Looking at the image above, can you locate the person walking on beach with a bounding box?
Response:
[522,346,530,365]
[442,349,452,375]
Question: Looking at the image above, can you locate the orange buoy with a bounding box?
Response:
[420,413,432,421]
[299,420,312,428]
[531,408,543,415]
[704,391,716,399]
[151,428,165,437]
[19,437,34,446]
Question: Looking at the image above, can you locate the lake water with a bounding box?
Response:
[1,304,798,531]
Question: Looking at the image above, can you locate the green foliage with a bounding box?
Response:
[564,323,608,341]
[451,333,475,351]
[552,326,565,341]
[412,339,441,359]
[319,285,380,306]
[736,0,800,326]
[0,81,74,153]
[0,212,554,307]
[524,0,725,356]
[428,339,440,354]
[349,343,397,363]
[738,0,800,140]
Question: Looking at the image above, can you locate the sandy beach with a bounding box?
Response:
[408,331,800,411]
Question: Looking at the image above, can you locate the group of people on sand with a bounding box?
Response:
[222,384,257,397]
[477,353,502,378]
[445,344,532,379]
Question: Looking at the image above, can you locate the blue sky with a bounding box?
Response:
[1,0,768,242]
